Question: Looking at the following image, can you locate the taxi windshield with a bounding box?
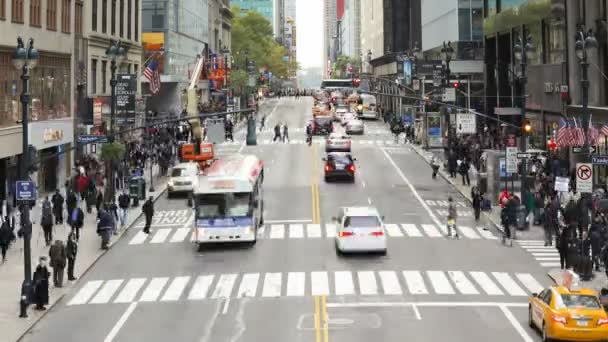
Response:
[344,216,380,228]
[171,168,196,177]
[556,294,601,309]
[195,192,252,218]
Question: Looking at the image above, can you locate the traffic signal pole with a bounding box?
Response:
[520,59,528,205]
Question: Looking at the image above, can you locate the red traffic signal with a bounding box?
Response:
[547,139,557,151]
[452,82,460,88]
[352,78,361,87]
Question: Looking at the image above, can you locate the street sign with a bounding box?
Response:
[576,163,593,193]
[456,113,476,134]
[517,153,532,159]
[573,146,596,153]
[16,181,36,201]
[554,176,569,192]
[77,135,108,144]
[443,88,456,102]
[116,74,137,124]
[506,147,518,174]
[592,155,608,165]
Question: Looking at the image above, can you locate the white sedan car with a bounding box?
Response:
[340,113,356,126]
[334,207,387,255]
[167,162,200,197]
[345,119,364,135]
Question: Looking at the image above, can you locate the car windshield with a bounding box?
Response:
[328,154,352,163]
[171,167,196,177]
[315,117,332,124]
[344,216,381,228]
[195,192,252,218]
[556,294,601,309]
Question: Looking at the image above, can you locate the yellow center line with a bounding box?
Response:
[321,295,329,342]
[314,296,321,342]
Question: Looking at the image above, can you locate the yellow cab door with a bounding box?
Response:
[532,289,553,328]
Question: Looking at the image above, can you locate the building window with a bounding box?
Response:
[545,18,565,64]
[133,64,138,76]
[91,59,98,94]
[92,0,97,30]
[102,0,107,33]
[12,0,23,23]
[119,0,124,37]
[47,0,57,30]
[127,0,131,39]
[75,0,82,34]
[527,22,543,65]
[134,0,138,41]
[101,60,107,93]
[30,0,41,27]
[0,0,5,20]
[111,0,116,35]
[61,0,71,33]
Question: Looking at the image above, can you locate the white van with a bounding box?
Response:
[167,162,200,197]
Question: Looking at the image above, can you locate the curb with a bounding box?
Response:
[15,183,167,341]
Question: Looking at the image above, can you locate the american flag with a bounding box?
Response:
[556,119,569,147]
[572,119,585,146]
[144,60,161,94]
[588,118,599,146]
[601,124,608,137]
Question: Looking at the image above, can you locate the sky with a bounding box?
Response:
[296,0,323,69]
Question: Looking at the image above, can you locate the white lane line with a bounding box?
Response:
[335,271,355,295]
[476,227,497,239]
[188,275,215,300]
[499,305,534,342]
[326,302,529,308]
[402,271,428,295]
[381,148,442,227]
[384,224,403,237]
[421,224,442,238]
[262,273,282,297]
[325,224,337,238]
[270,224,285,239]
[306,224,322,238]
[211,274,238,298]
[103,302,138,342]
[160,276,191,301]
[139,277,169,302]
[114,278,147,303]
[90,279,124,304]
[427,271,455,295]
[289,224,304,238]
[222,298,231,314]
[456,226,481,239]
[237,273,260,298]
[68,280,104,305]
[357,271,378,295]
[516,273,544,294]
[411,304,422,320]
[469,272,504,296]
[170,228,191,243]
[517,240,546,244]
[265,219,313,224]
[492,272,527,296]
[401,224,423,237]
[150,228,172,243]
[520,246,555,250]
[448,271,479,295]
[311,271,330,295]
[379,271,402,295]
[367,197,372,205]
[286,272,305,297]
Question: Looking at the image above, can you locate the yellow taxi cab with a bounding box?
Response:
[529,285,608,341]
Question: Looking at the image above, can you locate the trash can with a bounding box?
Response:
[515,205,529,230]
[129,176,146,206]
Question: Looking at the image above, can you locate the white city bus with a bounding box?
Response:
[191,154,264,246]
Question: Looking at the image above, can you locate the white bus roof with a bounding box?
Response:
[195,154,263,194]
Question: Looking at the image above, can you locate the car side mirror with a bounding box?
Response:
[531,292,538,297]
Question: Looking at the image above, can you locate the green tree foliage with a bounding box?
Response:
[332,55,361,79]
[100,142,126,163]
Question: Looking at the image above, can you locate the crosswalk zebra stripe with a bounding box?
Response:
[401,224,422,237]
[384,224,403,237]
[188,275,215,300]
[492,272,527,296]
[270,224,285,239]
[140,277,169,302]
[129,231,148,245]
[311,271,330,296]
[402,271,428,295]
[150,229,172,243]
[427,271,455,294]
[325,224,337,238]
[448,271,479,295]
[237,273,260,298]
[335,271,355,295]
[68,280,104,305]
[170,228,191,243]
[211,274,237,298]
[540,262,561,267]
[307,224,322,238]
[286,272,305,297]
[379,271,402,295]
[531,252,559,256]
[476,227,498,240]
[357,271,378,295]
[535,257,560,261]
[521,245,554,249]
[421,224,442,238]
[516,273,544,294]
[457,226,480,239]
[469,272,504,296]
[161,276,191,301]
[114,278,146,303]
[525,248,557,252]
[262,273,282,297]
[290,224,304,238]
[90,279,124,304]
[518,240,545,245]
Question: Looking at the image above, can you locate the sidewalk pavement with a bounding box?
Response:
[1,165,168,342]
[548,268,608,291]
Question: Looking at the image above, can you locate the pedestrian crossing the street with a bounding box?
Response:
[66,270,544,306]
[517,240,561,268]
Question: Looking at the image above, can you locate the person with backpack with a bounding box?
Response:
[68,206,84,242]
[41,196,54,246]
[118,192,130,227]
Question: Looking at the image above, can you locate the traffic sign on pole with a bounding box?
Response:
[576,163,593,193]
[506,147,518,174]
[592,155,608,165]
[517,153,531,159]
[16,181,36,201]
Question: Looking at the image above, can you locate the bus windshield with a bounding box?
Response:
[195,192,252,218]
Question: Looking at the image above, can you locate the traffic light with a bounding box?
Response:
[523,120,532,135]
[547,139,557,152]
[352,78,361,87]
[452,81,460,89]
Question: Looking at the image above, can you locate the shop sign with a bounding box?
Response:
[116,74,137,125]
[43,128,64,143]
[93,97,103,127]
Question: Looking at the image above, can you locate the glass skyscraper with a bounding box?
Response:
[233,0,274,25]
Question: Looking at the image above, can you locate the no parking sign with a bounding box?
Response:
[576,163,593,193]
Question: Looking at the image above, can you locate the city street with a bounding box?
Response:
[21,97,551,342]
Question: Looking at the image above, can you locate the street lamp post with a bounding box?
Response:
[441,41,454,154]
[13,37,39,318]
[575,29,598,160]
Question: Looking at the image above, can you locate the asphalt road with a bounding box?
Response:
[21,97,551,342]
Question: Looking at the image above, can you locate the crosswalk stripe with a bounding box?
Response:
[325,224,337,237]
[286,272,305,297]
[307,224,322,238]
[402,271,428,294]
[335,271,355,295]
[525,248,557,252]
[492,272,527,296]
[270,224,285,239]
[379,271,402,295]
[68,280,104,305]
[161,276,190,301]
[357,271,378,295]
[211,274,237,298]
[237,273,260,298]
[448,271,479,295]
[421,224,442,238]
[535,257,560,261]
[140,277,169,302]
[170,228,191,243]
[540,262,561,267]
[150,229,172,243]
[90,279,124,304]
[531,252,559,256]
[521,245,554,249]
[290,224,304,238]
[401,224,422,237]
[311,271,330,295]
[427,271,455,294]
[262,273,282,297]
[516,273,544,294]
[384,224,403,237]
[457,226,481,239]
[129,230,148,245]
[469,272,504,295]
[188,275,215,300]
[475,227,497,239]
[517,240,545,244]
[114,278,146,303]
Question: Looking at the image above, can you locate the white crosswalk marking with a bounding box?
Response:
[129,230,148,245]
[476,227,497,239]
[448,271,479,295]
[427,271,455,294]
[492,272,527,296]
[379,271,402,295]
[421,224,442,237]
[270,224,285,239]
[262,273,282,297]
[114,278,146,303]
[456,226,480,239]
[384,224,403,237]
[311,271,330,295]
[357,271,378,295]
[257,225,265,237]
[307,224,321,238]
[532,252,559,256]
[170,228,191,243]
[68,280,104,305]
[150,229,172,243]
[90,279,123,304]
[289,224,304,238]
[140,277,169,302]
[286,272,305,296]
[335,271,355,295]
[516,273,544,294]
[401,224,422,237]
[211,274,237,298]
[469,272,504,296]
[325,224,336,237]
[161,276,190,302]
[188,275,215,300]
[237,273,260,298]
[540,262,561,267]
[402,271,428,294]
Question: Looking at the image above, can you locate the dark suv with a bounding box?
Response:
[313,116,334,135]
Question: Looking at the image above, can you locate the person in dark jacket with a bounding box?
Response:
[41,196,54,246]
[97,210,114,250]
[66,232,78,281]
[142,196,154,234]
[564,198,578,226]
[558,226,571,269]
[0,219,14,262]
[543,201,556,247]
[458,159,470,186]
[48,240,66,287]
[33,256,50,310]
[68,206,84,241]
[95,191,103,213]
[577,196,591,239]
[471,188,482,222]
[66,189,77,215]
[588,217,605,271]
[51,189,64,224]
[118,192,130,227]
[273,124,281,142]
[447,151,457,178]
